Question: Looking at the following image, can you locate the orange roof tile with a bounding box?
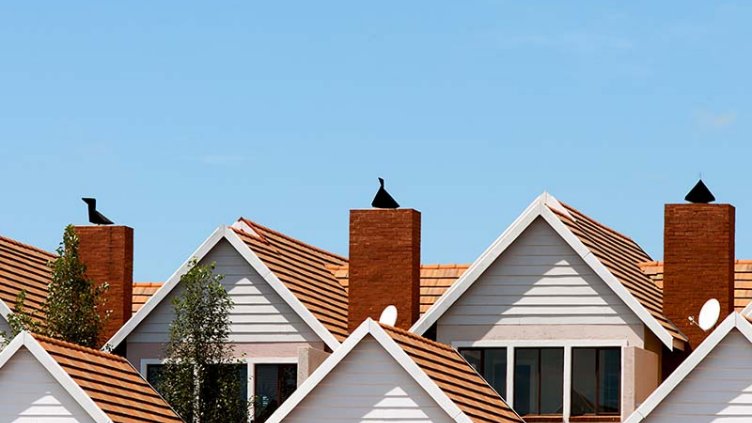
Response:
[550,203,688,344]
[35,333,182,422]
[0,236,55,321]
[638,260,752,312]
[328,263,469,314]
[132,282,163,315]
[380,324,523,423]
[233,218,350,342]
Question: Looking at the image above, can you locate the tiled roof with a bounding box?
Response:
[0,236,55,321]
[549,203,688,344]
[638,260,752,311]
[132,282,162,315]
[35,333,182,422]
[328,263,469,314]
[380,323,523,423]
[232,218,350,342]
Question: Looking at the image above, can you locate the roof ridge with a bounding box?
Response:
[0,235,57,258]
[239,217,347,262]
[557,202,639,244]
[133,282,163,286]
[33,333,128,363]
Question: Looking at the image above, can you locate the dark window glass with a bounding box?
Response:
[147,362,248,420]
[254,364,297,422]
[514,348,563,416]
[571,348,621,416]
[459,348,507,399]
[146,364,165,388]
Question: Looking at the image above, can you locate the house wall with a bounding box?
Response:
[644,330,752,422]
[0,347,95,422]
[283,336,453,423]
[436,217,656,421]
[126,238,326,375]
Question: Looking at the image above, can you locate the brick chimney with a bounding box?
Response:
[349,209,420,332]
[74,225,134,346]
[664,198,734,350]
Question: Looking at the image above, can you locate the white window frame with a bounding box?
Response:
[453,340,627,423]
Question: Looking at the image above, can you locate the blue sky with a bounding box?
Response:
[1,2,750,281]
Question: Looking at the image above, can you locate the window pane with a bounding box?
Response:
[460,349,482,373]
[484,349,507,399]
[514,349,540,415]
[280,364,297,403]
[254,364,298,423]
[540,349,563,414]
[146,364,164,388]
[571,349,597,415]
[598,349,620,414]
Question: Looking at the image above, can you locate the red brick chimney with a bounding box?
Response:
[74,225,134,346]
[349,209,420,332]
[664,200,734,350]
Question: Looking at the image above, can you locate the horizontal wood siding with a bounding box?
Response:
[285,336,452,422]
[439,218,641,330]
[646,330,752,422]
[128,239,320,344]
[0,348,94,422]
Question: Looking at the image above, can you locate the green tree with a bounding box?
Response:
[0,290,40,344]
[157,260,249,423]
[43,224,109,348]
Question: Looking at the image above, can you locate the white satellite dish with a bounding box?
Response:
[379,305,398,326]
[692,298,721,331]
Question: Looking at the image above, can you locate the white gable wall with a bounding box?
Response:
[645,330,752,422]
[127,239,324,364]
[0,347,94,422]
[435,217,657,419]
[437,217,644,345]
[284,336,453,423]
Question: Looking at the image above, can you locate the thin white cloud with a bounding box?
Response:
[696,111,737,129]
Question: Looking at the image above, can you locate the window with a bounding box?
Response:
[571,348,621,416]
[514,348,563,416]
[459,348,507,398]
[146,363,165,389]
[254,364,297,422]
[146,362,249,420]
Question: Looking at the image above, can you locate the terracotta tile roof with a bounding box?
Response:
[638,260,752,311]
[232,218,350,342]
[549,203,688,344]
[132,282,163,315]
[379,323,523,423]
[35,333,182,422]
[328,263,469,314]
[0,235,55,321]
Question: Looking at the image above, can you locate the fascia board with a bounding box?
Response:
[624,313,738,422]
[410,194,546,334]
[264,321,371,423]
[105,226,227,349]
[223,228,341,350]
[22,332,112,423]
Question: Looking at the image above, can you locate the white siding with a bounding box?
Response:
[646,330,752,423]
[0,348,94,422]
[438,217,641,330]
[129,239,320,344]
[284,336,452,423]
